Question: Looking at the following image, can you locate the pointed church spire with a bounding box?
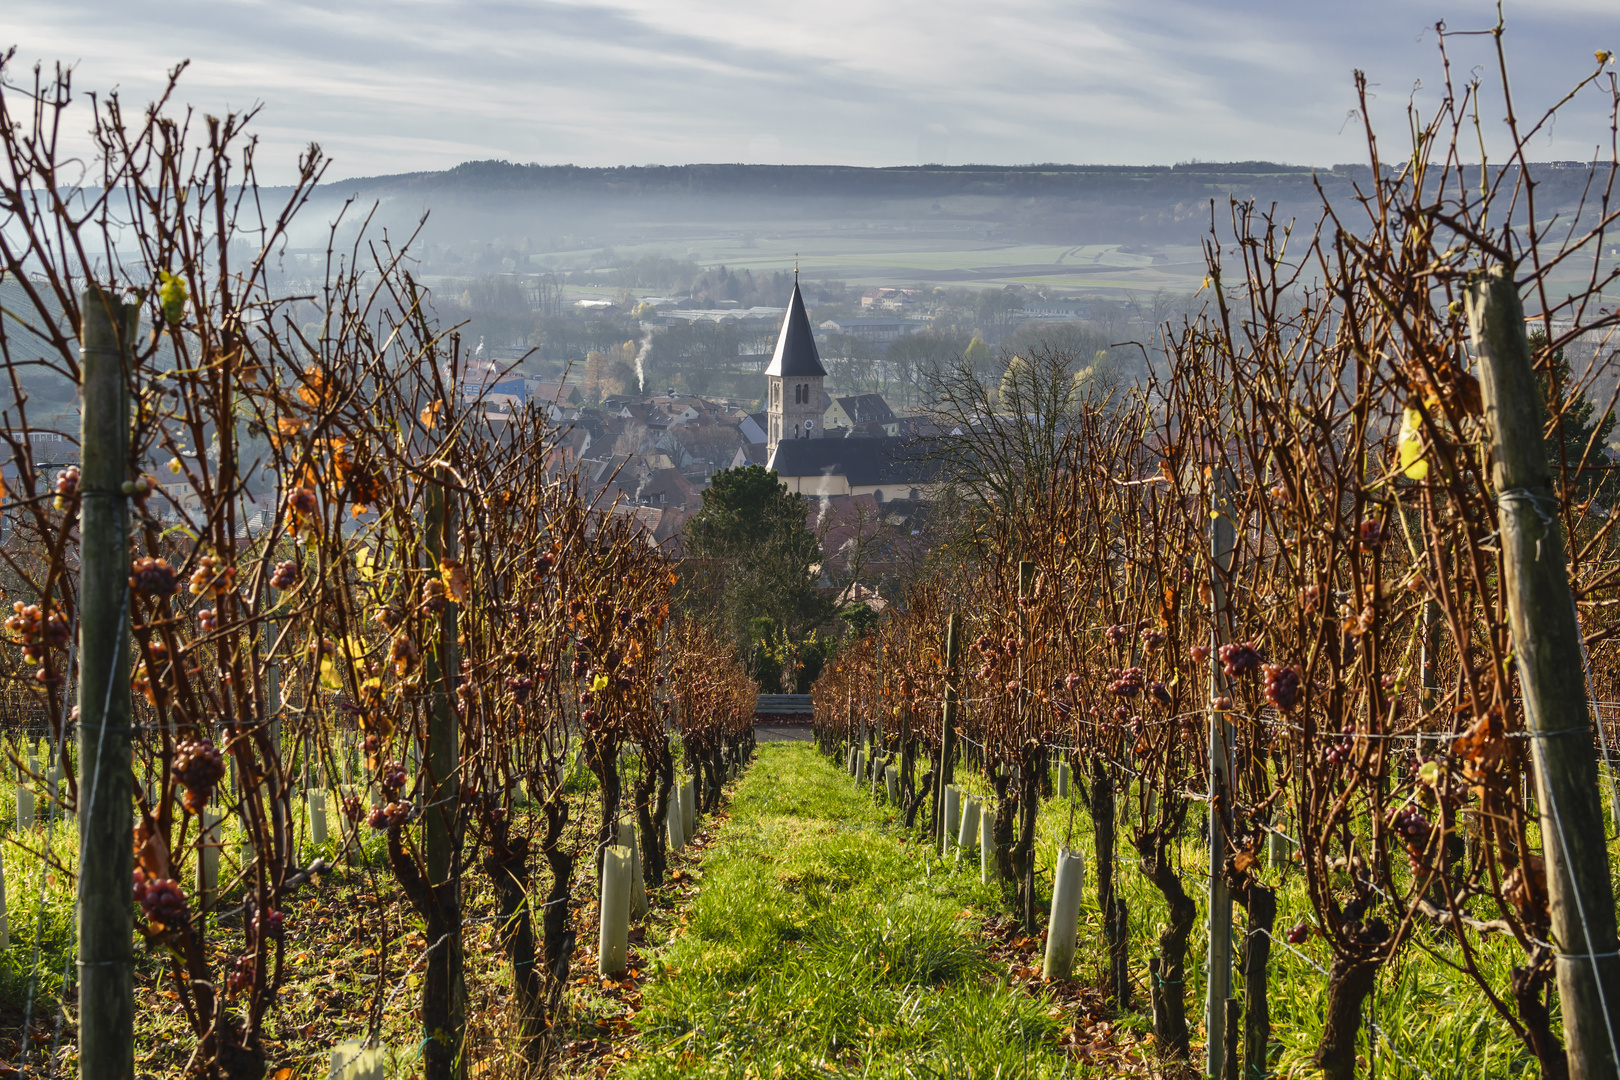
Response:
[764,280,827,378]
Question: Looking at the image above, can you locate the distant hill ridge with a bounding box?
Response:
[323,158,1600,199]
[326,160,1342,199]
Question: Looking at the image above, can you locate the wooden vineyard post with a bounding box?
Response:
[1469,269,1620,1080]
[423,475,465,1080]
[78,286,136,1080]
[979,803,993,885]
[1206,467,1236,1080]
[1016,559,1037,932]
[936,613,960,845]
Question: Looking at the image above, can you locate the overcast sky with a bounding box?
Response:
[6,0,1618,182]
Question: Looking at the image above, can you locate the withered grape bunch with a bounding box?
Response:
[51,466,80,510]
[1218,642,1262,678]
[6,601,70,661]
[285,486,318,528]
[226,955,255,997]
[256,908,285,942]
[1262,663,1301,710]
[1390,803,1433,848]
[505,674,534,703]
[1323,725,1356,765]
[269,560,300,590]
[390,634,419,675]
[130,556,182,597]
[1357,518,1385,550]
[380,760,408,797]
[367,799,414,830]
[1107,667,1144,697]
[172,738,227,812]
[134,873,187,930]
[188,553,235,597]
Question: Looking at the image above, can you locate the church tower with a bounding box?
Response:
[764,277,827,450]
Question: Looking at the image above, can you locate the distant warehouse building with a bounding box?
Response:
[818,316,923,343]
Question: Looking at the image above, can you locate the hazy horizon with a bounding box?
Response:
[8,1,1618,185]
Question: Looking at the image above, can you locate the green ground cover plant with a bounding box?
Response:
[619,742,1132,1080]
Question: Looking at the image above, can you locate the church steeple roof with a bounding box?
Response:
[764,280,827,378]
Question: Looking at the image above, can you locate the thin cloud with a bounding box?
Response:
[5,0,1616,181]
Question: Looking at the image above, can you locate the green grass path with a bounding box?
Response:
[619,742,1086,1080]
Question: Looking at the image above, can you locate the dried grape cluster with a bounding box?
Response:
[1263,663,1301,711]
[256,908,286,942]
[1218,642,1263,678]
[1323,725,1356,766]
[226,955,255,997]
[1390,804,1435,868]
[172,739,227,811]
[505,674,534,703]
[269,560,300,590]
[189,554,235,596]
[380,760,408,797]
[367,799,414,829]
[6,601,70,681]
[1107,667,1145,697]
[134,874,187,930]
[130,556,182,597]
[285,486,318,529]
[52,466,80,510]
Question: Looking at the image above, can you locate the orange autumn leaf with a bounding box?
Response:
[441,558,469,603]
[269,415,305,449]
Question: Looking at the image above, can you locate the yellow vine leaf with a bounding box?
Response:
[1397,407,1429,480]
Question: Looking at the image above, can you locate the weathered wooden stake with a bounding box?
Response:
[0,846,9,949]
[423,476,465,1079]
[1206,467,1236,1080]
[78,286,135,1080]
[1470,269,1620,1079]
[980,802,993,885]
[936,614,960,843]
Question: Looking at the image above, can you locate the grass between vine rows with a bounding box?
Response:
[615,741,1557,1080]
[613,742,1149,1079]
